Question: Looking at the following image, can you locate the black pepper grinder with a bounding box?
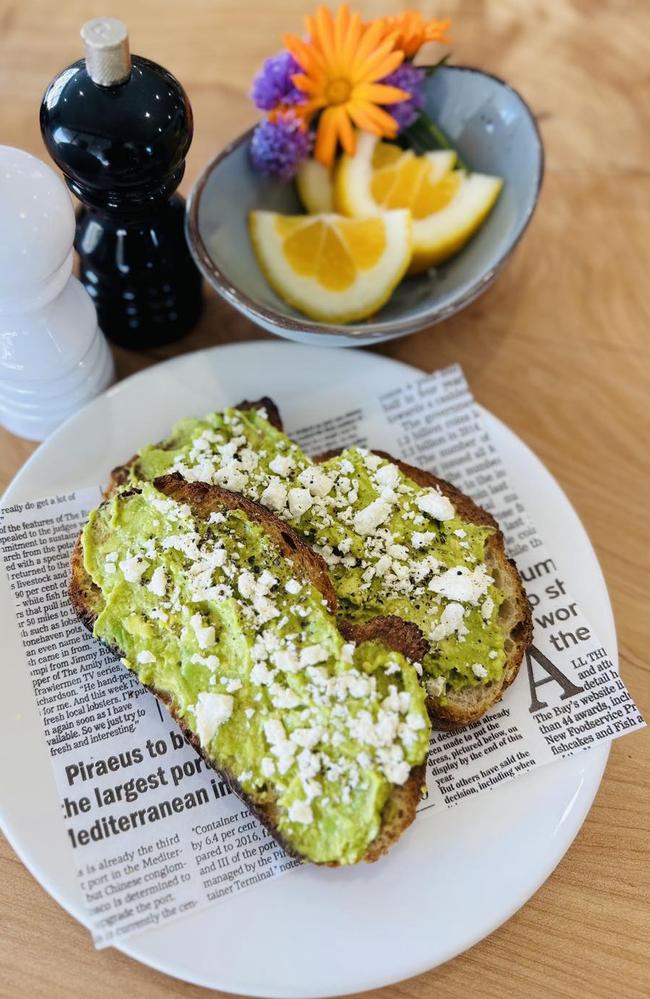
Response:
[40,17,203,349]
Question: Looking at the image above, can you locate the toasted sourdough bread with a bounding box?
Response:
[315,449,532,727]
[69,473,426,865]
[107,397,532,728]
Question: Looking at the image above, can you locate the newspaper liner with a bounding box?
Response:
[0,364,643,947]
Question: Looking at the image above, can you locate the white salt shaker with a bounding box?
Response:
[0,145,114,441]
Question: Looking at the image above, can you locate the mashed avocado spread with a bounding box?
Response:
[133,406,507,697]
[83,483,430,864]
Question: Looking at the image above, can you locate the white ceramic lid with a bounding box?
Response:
[0,145,75,301]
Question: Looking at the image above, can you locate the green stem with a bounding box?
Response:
[418,53,451,76]
[405,111,471,173]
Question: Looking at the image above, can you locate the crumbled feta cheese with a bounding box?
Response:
[272,740,296,774]
[353,499,391,536]
[273,649,302,673]
[300,644,329,666]
[411,531,436,549]
[285,578,302,595]
[245,707,255,719]
[415,490,455,521]
[258,569,277,593]
[214,465,247,492]
[260,478,287,512]
[429,602,467,642]
[195,692,233,746]
[260,757,275,778]
[269,454,294,477]
[136,650,155,664]
[429,565,493,604]
[290,726,323,749]
[161,532,201,560]
[250,662,274,686]
[288,487,313,518]
[298,466,334,497]
[270,684,300,709]
[364,453,383,471]
[190,613,216,650]
[454,528,467,538]
[481,596,495,621]
[472,663,489,679]
[377,744,410,784]
[288,800,313,825]
[341,642,355,663]
[488,650,498,660]
[119,555,148,583]
[147,565,167,597]
[296,749,321,780]
[237,570,255,600]
[263,719,286,745]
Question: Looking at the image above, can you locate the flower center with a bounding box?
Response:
[326,77,352,105]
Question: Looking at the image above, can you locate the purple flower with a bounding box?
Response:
[249,114,311,181]
[251,51,305,111]
[382,64,426,132]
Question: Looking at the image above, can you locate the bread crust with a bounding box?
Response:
[69,473,426,866]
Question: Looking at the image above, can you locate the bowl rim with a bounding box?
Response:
[185,64,545,340]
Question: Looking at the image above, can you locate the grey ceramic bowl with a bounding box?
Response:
[186,66,543,346]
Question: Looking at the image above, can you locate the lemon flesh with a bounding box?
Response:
[249,210,412,323]
[335,132,502,274]
[296,159,335,214]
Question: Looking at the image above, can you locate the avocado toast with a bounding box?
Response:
[70,474,431,865]
[110,399,532,726]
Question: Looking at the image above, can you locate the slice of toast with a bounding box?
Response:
[69,473,427,866]
[315,449,532,727]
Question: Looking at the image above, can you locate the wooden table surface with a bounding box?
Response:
[1,1,648,996]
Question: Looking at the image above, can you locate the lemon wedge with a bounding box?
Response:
[249,210,411,323]
[335,132,503,274]
[296,159,334,214]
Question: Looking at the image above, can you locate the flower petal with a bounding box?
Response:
[356,43,404,83]
[314,5,337,67]
[348,18,385,77]
[350,100,399,137]
[284,33,327,76]
[340,9,363,66]
[347,102,384,136]
[291,73,321,96]
[356,83,410,105]
[314,105,340,167]
[335,105,356,156]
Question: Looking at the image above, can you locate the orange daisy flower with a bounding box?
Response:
[284,5,409,167]
[377,11,452,58]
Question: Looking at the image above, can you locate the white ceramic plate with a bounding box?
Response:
[0,343,611,997]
